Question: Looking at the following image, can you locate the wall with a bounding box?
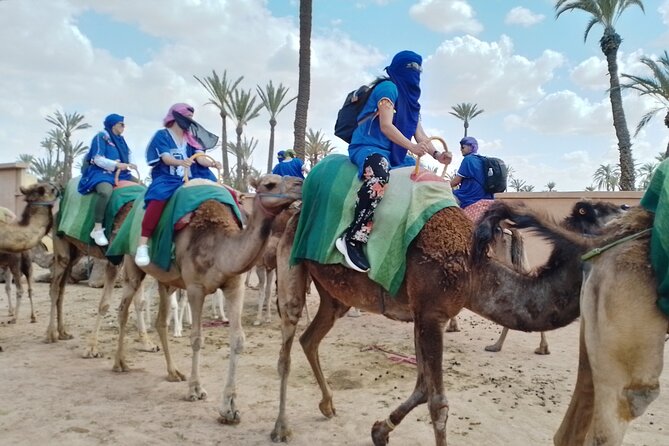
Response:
[495,191,643,267]
[0,163,35,216]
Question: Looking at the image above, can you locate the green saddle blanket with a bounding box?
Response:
[106,182,242,271]
[290,154,458,296]
[640,158,669,317]
[56,176,146,246]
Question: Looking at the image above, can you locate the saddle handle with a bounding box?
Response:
[412,136,451,178]
[185,153,222,184]
[114,165,141,187]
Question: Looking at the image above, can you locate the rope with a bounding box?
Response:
[581,228,652,261]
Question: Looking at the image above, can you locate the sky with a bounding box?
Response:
[2,0,669,191]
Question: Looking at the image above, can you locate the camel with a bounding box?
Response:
[0,183,59,253]
[112,174,302,425]
[1,251,34,324]
[480,200,628,355]
[271,191,598,445]
[480,202,668,445]
[46,185,155,355]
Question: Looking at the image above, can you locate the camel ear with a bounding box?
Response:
[249,176,259,190]
[19,186,27,195]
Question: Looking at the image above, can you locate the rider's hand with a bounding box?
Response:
[180,158,194,167]
[117,162,130,171]
[436,151,453,165]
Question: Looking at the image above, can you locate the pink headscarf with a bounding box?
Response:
[163,103,201,149]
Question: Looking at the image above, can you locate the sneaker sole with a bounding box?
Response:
[335,237,369,273]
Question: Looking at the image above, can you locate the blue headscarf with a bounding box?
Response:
[103,113,129,163]
[460,136,478,154]
[277,150,286,161]
[385,50,422,165]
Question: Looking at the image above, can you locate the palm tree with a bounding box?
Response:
[521,184,535,192]
[17,154,34,165]
[449,103,484,137]
[226,137,258,192]
[304,128,335,168]
[228,88,264,186]
[620,51,669,158]
[292,0,312,160]
[256,81,297,173]
[637,161,658,190]
[194,70,243,182]
[509,178,526,192]
[555,0,645,191]
[545,181,557,192]
[45,110,91,185]
[585,185,596,191]
[592,163,620,191]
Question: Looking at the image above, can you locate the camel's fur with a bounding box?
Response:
[272,200,593,445]
[0,183,58,253]
[1,251,34,324]
[114,174,302,425]
[47,199,156,354]
[481,203,668,446]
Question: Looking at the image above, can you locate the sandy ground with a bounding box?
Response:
[0,271,667,446]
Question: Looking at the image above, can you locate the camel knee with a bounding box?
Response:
[230,333,245,355]
[623,383,660,419]
[428,394,449,431]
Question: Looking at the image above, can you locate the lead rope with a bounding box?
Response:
[581,228,652,261]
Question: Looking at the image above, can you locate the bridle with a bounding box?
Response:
[254,179,301,217]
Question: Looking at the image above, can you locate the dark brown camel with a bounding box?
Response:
[1,251,34,324]
[271,201,590,445]
[113,175,302,425]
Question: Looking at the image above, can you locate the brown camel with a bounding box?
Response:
[1,251,34,324]
[271,196,592,445]
[46,192,155,354]
[113,174,301,424]
[481,200,628,355]
[484,202,668,446]
[0,183,59,253]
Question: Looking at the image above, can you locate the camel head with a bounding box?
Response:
[19,182,60,205]
[564,200,629,235]
[250,174,302,217]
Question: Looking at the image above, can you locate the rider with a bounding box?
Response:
[134,103,221,267]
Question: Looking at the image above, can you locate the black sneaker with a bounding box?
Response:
[335,237,370,273]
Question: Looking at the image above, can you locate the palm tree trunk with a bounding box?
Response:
[221,112,230,182]
[602,30,634,190]
[267,122,276,174]
[292,0,312,160]
[664,110,669,159]
[236,127,243,189]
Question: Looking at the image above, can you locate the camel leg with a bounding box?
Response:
[84,262,119,358]
[485,327,508,352]
[373,315,449,446]
[112,261,144,373]
[8,264,21,324]
[47,236,77,342]
[300,281,349,419]
[170,292,182,337]
[445,317,459,332]
[211,289,227,323]
[253,267,268,326]
[535,332,550,355]
[4,268,13,318]
[23,256,35,323]
[271,259,308,443]
[217,277,245,425]
[186,284,208,402]
[133,280,158,352]
[155,282,186,382]
[264,268,275,323]
[581,271,666,445]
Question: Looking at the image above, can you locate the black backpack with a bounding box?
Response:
[334,81,383,143]
[477,155,508,193]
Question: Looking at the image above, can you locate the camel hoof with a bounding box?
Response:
[139,343,160,353]
[218,410,241,425]
[112,361,130,373]
[167,370,187,382]
[445,326,460,333]
[318,399,336,418]
[371,420,390,446]
[534,347,550,355]
[83,349,103,359]
[0,345,3,352]
[484,344,502,352]
[270,423,292,443]
[8,318,16,325]
[187,386,208,401]
[45,331,59,343]
[59,332,74,340]
[30,318,36,323]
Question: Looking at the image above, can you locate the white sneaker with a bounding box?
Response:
[90,228,109,246]
[135,244,150,267]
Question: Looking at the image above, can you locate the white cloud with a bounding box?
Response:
[504,7,545,27]
[660,0,669,24]
[410,0,483,35]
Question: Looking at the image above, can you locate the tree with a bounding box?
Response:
[304,128,335,168]
[227,137,258,192]
[555,0,645,191]
[545,181,557,192]
[509,178,526,192]
[256,81,297,173]
[194,70,243,182]
[44,111,91,185]
[228,88,264,187]
[449,103,484,137]
[521,184,535,192]
[292,0,312,160]
[592,163,620,191]
[637,162,658,190]
[620,51,669,158]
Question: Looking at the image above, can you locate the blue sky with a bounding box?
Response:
[2,0,669,191]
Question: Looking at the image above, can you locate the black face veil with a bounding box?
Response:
[172,111,219,150]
